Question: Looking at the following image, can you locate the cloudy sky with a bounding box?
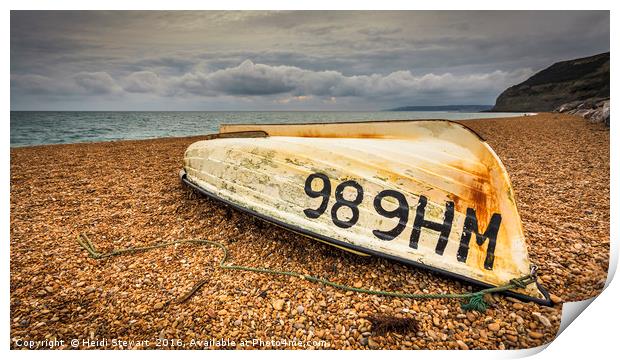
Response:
[11,11,609,111]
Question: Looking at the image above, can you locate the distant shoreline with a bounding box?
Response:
[385,105,492,112]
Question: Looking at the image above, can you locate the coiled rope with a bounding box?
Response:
[76,234,537,312]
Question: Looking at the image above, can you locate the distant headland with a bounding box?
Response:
[492,52,609,125]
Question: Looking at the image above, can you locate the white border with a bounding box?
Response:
[4,2,616,359]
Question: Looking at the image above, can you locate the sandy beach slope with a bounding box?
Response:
[10,113,609,349]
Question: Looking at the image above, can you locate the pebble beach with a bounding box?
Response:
[10,113,609,349]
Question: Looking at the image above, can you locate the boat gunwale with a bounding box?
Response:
[218,118,488,141]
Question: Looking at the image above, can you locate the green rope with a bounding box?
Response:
[460,293,487,312]
[76,234,536,310]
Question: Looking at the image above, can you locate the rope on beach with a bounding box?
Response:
[76,233,537,312]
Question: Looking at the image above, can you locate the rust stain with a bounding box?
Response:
[294,132,387,139]
[445,155,506,275]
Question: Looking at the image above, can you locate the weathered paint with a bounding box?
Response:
[183,120,546,301]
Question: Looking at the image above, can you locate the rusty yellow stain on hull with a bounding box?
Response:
[183,120,546,301]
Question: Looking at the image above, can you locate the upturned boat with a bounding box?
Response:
[180,120,551,305]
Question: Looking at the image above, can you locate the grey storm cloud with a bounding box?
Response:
[123,71,161,93]
[358,26,402,37]
[10,10,610,110]
[177,60,297,96]
[74,72,121,94]
[12,58,531,101]
[167,60,533,99]
[11,74,60,95]
[12,72,121,97]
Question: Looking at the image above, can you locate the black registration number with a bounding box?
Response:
[302,172,502,270]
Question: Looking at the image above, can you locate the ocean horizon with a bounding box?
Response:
[10,110,527,148]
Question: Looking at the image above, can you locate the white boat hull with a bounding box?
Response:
[182,120,550,304]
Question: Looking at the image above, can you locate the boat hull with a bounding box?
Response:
[181,120,551,305]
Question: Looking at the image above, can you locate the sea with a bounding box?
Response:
[9,111,526,147]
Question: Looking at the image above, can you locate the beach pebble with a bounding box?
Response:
[529,331,544,339]
[550,294,563,304]
[488,323,500,332]
[466,312,477,322]
[456,340,469,350]
[505,334,518,343]
[533,313,551,327]
[272,299,285,311]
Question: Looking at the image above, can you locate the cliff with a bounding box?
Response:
[492,52,609,112]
